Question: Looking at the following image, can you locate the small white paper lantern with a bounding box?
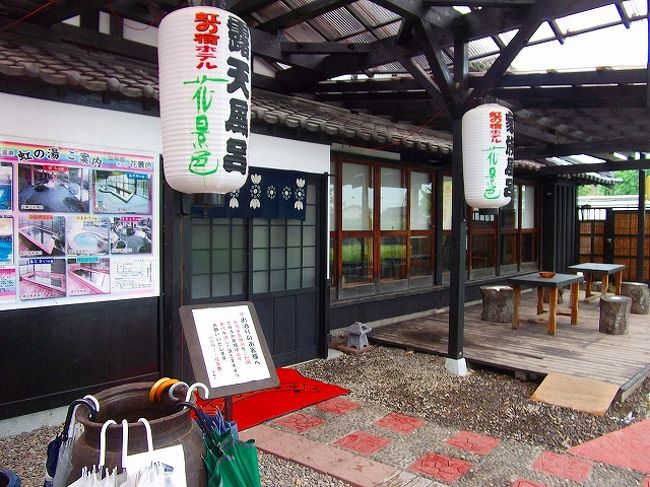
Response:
[461,103,514,208]
[158,6,251,194]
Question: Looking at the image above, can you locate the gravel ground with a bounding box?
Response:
[295,345,650,451]
[1,344,648,486]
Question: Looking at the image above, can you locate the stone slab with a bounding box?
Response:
[531,373,619,416]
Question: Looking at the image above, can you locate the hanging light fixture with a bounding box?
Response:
[461,103,514,209]
[158,4,251,194]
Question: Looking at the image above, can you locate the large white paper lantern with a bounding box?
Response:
[158,6,251,194]
[461,103,514,208]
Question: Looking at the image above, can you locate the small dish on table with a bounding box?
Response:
[538,271,556,278]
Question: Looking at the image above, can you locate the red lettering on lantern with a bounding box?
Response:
[194,11,221,69]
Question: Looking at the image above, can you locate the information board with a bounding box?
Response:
[179,301,279,398]
[0,137,160,310]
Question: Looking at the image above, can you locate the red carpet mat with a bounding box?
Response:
[196,368,350,431]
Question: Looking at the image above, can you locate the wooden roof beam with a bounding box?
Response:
[468,6,542,104]
[538,159,650,175]
[517,136,650,159]
[28,0,112,27]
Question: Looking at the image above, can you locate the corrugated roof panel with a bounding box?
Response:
[623,0,648,17]
[498,29,518,45]
[368,61,406,74]
[412,54,430,71]
[254,1,291,23]
[374,20,401,39]
[348,0,400,28]
[555,5,620,34]
[340,31,377,43]
[310,7,367,41]
[467,36,499,59]
[283,22,327,42]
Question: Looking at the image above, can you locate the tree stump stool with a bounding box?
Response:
[480,285,513,323]
[620,282,650,314]
[599,295,631,335]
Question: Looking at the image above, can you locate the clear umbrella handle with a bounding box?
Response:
[121,420,129,470]
[138,418,155,460]
[98,420,117,468]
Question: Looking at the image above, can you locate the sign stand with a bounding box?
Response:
[179,301,279,419]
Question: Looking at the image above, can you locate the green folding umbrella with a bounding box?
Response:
[204,429,260,487]
[178,402,261,487]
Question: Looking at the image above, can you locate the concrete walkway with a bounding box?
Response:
[240,396,650,487]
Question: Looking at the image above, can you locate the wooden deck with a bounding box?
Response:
[369,289,650,401]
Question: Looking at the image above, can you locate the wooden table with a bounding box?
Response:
[507,273,584,335]
[567,263,625,300]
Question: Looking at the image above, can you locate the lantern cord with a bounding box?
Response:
[0,0,58,32]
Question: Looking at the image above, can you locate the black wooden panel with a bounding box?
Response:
[251,297,274,354]
[272,295,297,355]
[329,281,494,331]
[296,292,317,350]
[0,297,160,419]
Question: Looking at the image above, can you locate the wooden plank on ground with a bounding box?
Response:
[531,373,619,416]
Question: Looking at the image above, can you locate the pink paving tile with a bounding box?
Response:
[257,430,320,460]
[271,412,325,433]
[238,424,277,444]
[334,430,392,455]
[532,451,593,482]
[374,412,426,434]
[643,477,650,487]
[292,442,357,474]
[446,430,502,455]
[315,396,362,415]
[568,419,650,474]
[512,479,548,487]
[336,454,399,487]
[407,452,473,483]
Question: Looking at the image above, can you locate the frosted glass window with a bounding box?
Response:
[302,267,315,287]
[191,275,210,298]
[212,226,230,249]
[521,185,535,228]
[232,273,245,295]
[381,167,405,230]
[342,163,373,230]
[270,248,286,269]
[410,172,432,230]
[212,275,230,296]
[253,249,268,271]
[192,223,210,249]
[253,271,268,293]
[253,225,268,248]
[270,270,285,291]
[270,225,286,246]
[287,269,301,289]
[192,250,210,273]
[212,250,230,273]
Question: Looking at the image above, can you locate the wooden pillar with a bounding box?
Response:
[447,38,468,361]
[637,169,646,282]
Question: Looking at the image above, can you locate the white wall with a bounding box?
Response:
[0,93,162,153]
[0,93,330,174]
[249,133,329,174]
